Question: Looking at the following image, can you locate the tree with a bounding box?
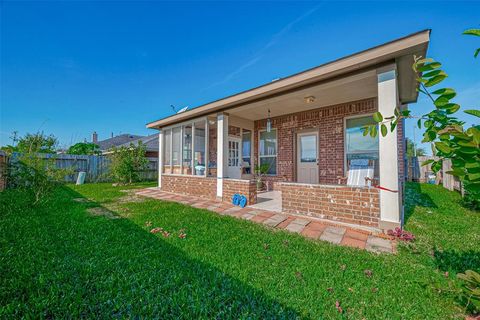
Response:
[108,142,148,184]
[16,132,58,154]
[7,133,71,205]
[364,28,480,193]
[405,138,427,157]
[67,142,101,155]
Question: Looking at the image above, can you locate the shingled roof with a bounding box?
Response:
[97,134,144,151]
[116,134,158,152]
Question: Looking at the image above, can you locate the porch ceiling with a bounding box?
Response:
[228,70,378,121]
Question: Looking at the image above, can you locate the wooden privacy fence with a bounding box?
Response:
[7,152,158,183]
[0,151,6,191]
[407,156,462,192]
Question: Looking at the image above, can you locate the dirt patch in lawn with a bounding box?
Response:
[87,207,121,219]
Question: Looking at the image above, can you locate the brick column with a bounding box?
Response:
[377,66,401,229]
[217,113,229,198]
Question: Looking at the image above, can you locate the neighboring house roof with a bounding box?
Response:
[97,134,144,151]
[115,134,159,152]
[147,29,430,129]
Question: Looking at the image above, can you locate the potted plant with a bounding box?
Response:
[254,163,270,191]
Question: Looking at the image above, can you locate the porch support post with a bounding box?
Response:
[217,113,229,198]
[377,65,401,229]
[158,130,163,188]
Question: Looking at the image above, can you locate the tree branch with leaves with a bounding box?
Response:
[364,28,480,194]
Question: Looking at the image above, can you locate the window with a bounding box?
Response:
[345,116,379,177]
[182,125,192,174]
[164,129,171,166]
[162,119,208,176]
[193,121,206,176]
[172,127,181,166]
[259,129,277,175]
[242,130,251,173]
[299,135,317,162]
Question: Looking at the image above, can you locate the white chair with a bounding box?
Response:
[338,159,376,187]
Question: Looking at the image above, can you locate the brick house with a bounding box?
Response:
[147,30,430,232]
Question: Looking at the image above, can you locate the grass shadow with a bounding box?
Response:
[434,249,480,273]
[1,185,303,319]
[404,182,438,225]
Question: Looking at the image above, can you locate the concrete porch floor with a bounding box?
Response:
[249,190,282,213]
[136,188,395,254]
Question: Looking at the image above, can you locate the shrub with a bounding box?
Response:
[387,227,416,242]
[457,270,480,314]
[108,142,148,184]
[7,153,72,205]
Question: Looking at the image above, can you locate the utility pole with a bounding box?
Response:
[10,131,18,147]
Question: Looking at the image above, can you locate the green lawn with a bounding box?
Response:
[0,182,478,319]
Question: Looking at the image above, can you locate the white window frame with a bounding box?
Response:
[241,130,252,165]
[343,113,379,174]
[258,128,278,176]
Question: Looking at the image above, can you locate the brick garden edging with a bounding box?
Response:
[136,188,394,254]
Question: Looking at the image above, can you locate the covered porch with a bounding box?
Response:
[150,30,429,231]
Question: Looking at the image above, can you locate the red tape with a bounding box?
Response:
[374,185,398,193]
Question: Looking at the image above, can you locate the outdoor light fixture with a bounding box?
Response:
[266,109,272,133]
[304,95,316,104]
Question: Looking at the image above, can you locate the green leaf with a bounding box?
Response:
[417,62,442,73]
[422,159,434,166]
[466,126,480,144]
[373,112,383,123]
[370,125,377,138]
[464,109,480,118]
[423,130,437,142]
[466,161,480,169]
[432,160,442,173]
[381,124,388,137]
[435,142,453,154]
[463,29,480,36]
[467,172,480,181]
[417,119,422,129]
[475,48,480,58]
[445,104,460,114]
[362,126,369,136]
[425,74,447,87]
[434,96,450,107]
[431,88,455,96]
[422,70,443,78]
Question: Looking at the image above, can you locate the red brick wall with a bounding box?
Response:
[161,175,217,200]
[279,182,380,227]
[223,178,257,205]
[254,98,377,187]
[161,175,257,205]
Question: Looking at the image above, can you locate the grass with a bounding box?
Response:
[0,182,478,319]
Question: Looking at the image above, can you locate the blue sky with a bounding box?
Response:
[1,1,479,151]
